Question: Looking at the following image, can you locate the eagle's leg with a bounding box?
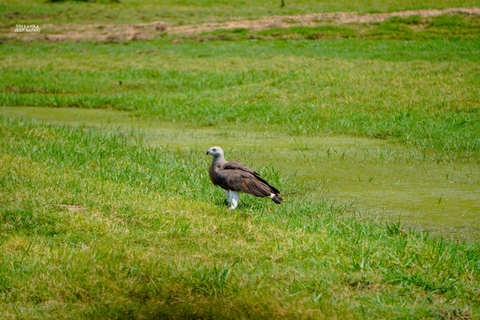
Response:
[229,191,239,210]
[224,190,239,209]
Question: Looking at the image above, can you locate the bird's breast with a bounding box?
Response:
[208,164,217,184]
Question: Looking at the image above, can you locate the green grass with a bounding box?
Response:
[1,15,480,158]
[205,13,480,41]
[1,0,480,26]
[1,116,479,319]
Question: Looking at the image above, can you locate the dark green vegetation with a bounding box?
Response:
[1,117,479,319]
[1,0,480,317]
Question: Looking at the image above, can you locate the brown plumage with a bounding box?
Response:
[206,146,283,209]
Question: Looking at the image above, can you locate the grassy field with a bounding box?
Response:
[1,1,480,318]
[1,117,479,319]
[2,15,480,158]
[1,0,480,26]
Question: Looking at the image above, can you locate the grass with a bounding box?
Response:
[211,13,480,41]
[1,15,480,158]
[1,0,480,26]
[1,116,479,319]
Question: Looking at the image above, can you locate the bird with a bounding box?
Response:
[206,146,283,209]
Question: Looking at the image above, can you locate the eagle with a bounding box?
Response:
[206,146,283,209]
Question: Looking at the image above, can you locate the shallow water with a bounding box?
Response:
[2,106,479,240]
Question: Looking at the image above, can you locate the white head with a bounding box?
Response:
[206,146,224,158]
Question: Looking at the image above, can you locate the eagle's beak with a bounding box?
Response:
[206,150,211,155]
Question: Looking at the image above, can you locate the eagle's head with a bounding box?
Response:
[206,146,224,158]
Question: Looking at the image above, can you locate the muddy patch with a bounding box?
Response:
[171,8,480,34]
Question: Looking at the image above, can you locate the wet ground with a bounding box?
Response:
[2,106,479,240]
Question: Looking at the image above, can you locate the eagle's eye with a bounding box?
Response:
[213,148,217,152]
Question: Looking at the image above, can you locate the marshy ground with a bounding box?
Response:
[2,106,479,240]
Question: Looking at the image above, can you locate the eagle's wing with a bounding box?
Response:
[223,161,258,175]
[216,161,282,203]
[223,161,280,194]
[215,169,271,197]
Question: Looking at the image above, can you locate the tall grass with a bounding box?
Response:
[1,116,479,318]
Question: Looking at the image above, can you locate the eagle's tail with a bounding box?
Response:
[270,193,283,204]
